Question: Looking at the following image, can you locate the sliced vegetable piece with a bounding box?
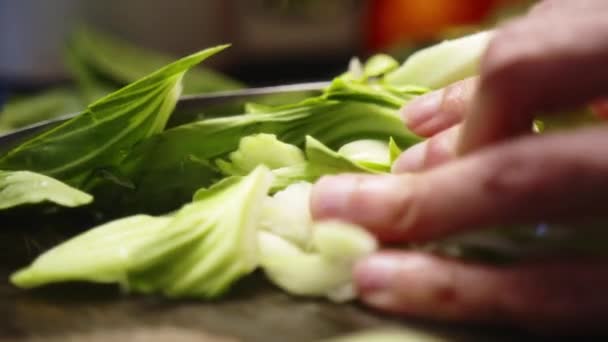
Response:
[258,220,377,302]
[127,166,273,298]
[12,166,273,299]
[306,136,383,175]
[0,170,92,210]
[385,31,493,89]
[363,54,400,79]
[11,215,170,287]
[217,133,305,176]
[338,139,391,172]
[259,181,313,248]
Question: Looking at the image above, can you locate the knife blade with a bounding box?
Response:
[0,81,330,150]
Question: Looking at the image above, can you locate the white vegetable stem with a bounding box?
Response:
[385,30,494,90]
[257,182,378,302]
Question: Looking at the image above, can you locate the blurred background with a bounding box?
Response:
[0,0,536,129]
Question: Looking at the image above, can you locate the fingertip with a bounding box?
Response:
[392,142,426,173]
[400,91,443,135]
[354,254,398,294]
[310,174,358,220]
[311,174,416,242]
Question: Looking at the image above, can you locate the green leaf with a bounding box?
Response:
[219,135,390,194]
[107,86,420,214]
[337,139,391,172]
[385,31,493,89]
[305,136,382,175]
[0,170,93,210]
[217,133,306,176]
[363,54,400,78]
[127,166,274,298]
[70,27,244,94]
[12,166,274,299]
[11,215,170,288]
[0,45,229,186]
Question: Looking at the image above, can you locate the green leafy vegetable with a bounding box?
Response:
[385,31,493,89]
[259,181,313,248]
[216,133,306,176]
[0,170,92,210]
[0,46,229,187]
[12,166,274,299]
[305,136,383,175]
[218,134,389,193]
[69,27,244,94]
[259,221,377,302]
[105,75,422,214]
[257,182,377,302]
[127,166,273,298]
[363,54,400,79]
[337,139,391,172]
[11,215,169,287]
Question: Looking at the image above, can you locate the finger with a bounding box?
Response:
[354,251,608,333]
[392,125,460,173]
[458,15,608,154]
[400,78,477,137]
[312,126,608,242]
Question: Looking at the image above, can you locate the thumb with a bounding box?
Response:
[311,173,416,243]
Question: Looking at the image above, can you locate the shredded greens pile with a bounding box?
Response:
[3,30,605,302]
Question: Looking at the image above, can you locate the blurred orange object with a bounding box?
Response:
[365,0,514,51]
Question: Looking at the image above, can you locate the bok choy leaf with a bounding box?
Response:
[103,75,422,214]
[258,180,377,302]
[217,134,390,193]
[0,46,229,187]
[0,170,92,210]
[11,215,170,287]
[385,31,493,90]
[12,166,274,299]
[69,27,244,94]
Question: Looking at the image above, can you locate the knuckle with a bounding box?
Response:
[479,140,591,205]
[390,178,435,241]
[480,148,550,201]
[424,128,458,169]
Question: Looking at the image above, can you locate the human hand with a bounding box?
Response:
[311,0,608,333]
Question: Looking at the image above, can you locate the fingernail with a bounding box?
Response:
[311,175,358,219]
[392,142,426,173]
[401,90,443,129]
[354,255,399,294]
